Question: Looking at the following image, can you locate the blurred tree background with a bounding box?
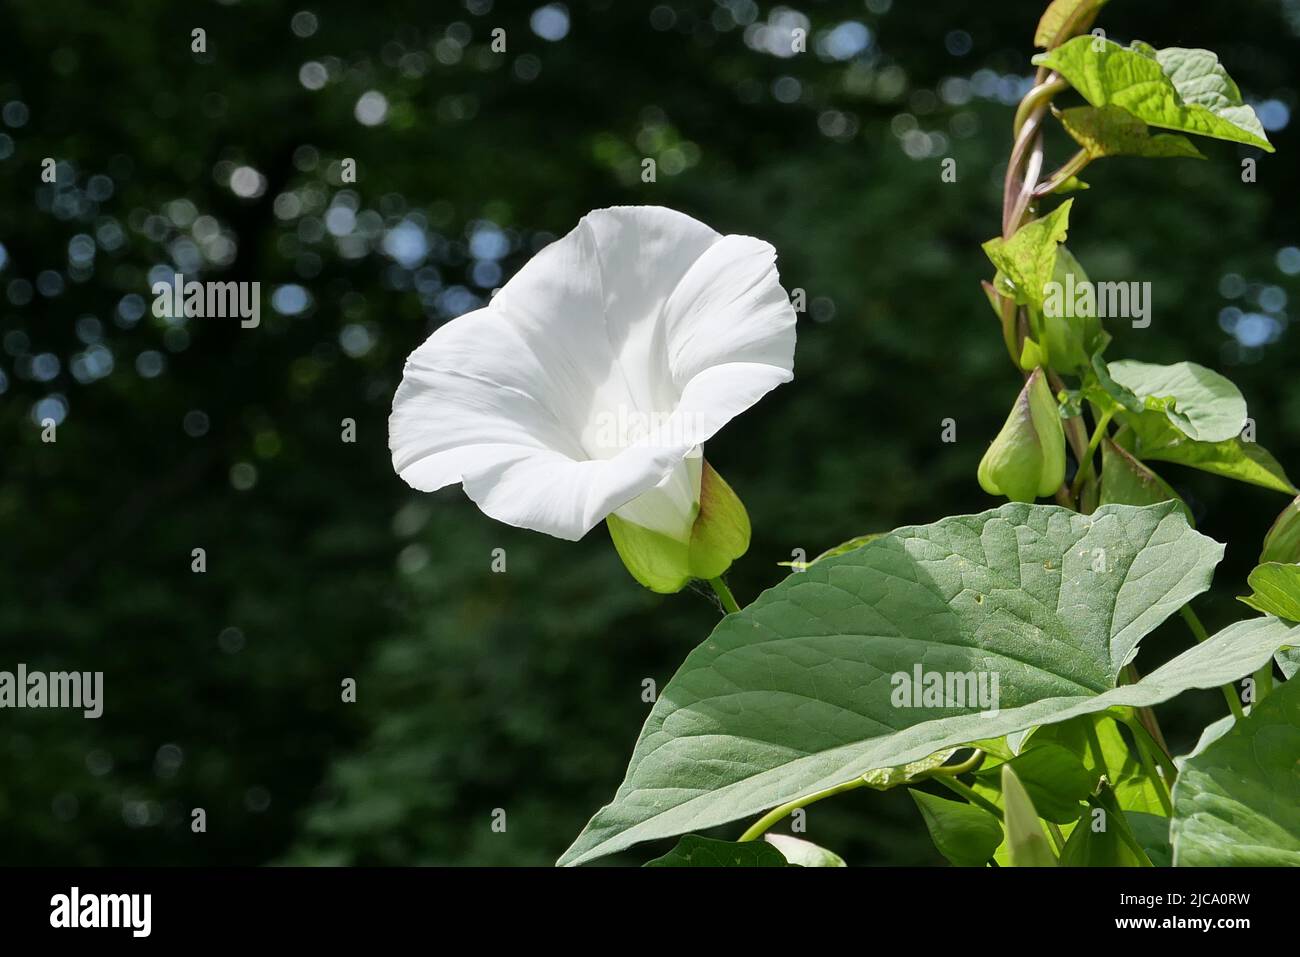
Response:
[1,0,1298,866]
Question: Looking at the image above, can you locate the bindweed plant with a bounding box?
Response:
[391,0,1300,867]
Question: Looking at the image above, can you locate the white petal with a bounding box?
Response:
[389,205,797,542]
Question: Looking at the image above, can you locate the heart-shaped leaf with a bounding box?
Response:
[1106,360,1247,443]
[558,503,1300,866]
[1034,37,1273,151]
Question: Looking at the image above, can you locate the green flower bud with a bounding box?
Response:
[1261,495,1300,564]
[607,460,751,594]
[978,368,1067,503]
[1036,247,1103,375]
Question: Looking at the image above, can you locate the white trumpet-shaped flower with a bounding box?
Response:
[389,205,796,591]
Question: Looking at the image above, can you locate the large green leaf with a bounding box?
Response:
[1115,415,1295,495]
[558,503,1300,866]
[1033,37,1273,151]
[982,201,1072,311]
[1059,105,1204,160]
[910,789,1003,867]
[1238,563,1300,622]
[644,835,790,867]
[1107,360,1247,443]
[1170,670,1300,866]
[1035,0,1109,50]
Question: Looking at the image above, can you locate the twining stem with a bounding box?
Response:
[1070,409,1113,498]
[1048,822,1067,853]
[1034,148,1091,198]
[737,777,868,842]
[926,748,986,776]
[709,576,741,615]
[933,776,1003,820]
[1179,606,1246,720]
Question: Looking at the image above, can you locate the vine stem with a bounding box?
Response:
[709,576,741,615]
[1034,148,1091,198]
[1070,409,1113,498]
[1179,606,1246,720]
[737,777,868,842]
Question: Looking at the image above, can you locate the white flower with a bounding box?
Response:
[389,205,796,555]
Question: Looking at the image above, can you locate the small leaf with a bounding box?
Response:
[1033,37,1273,151]
[1035,0,1109,50]
[1002,766,1057,866]
[1261,496,1300,564]
[1099,438,1193,524]
[1171,672,1300,866]
[780,533,886,570]
[1115,415,1296,495]
[1060,788,1149,866]
[1107,360,1247,443]
[764,834,846,867]
[974,743,1097,824]
[1238,563,1300,622]
[1059,105,1205,160]
[644,835,791,867]
[982,201,1073,311]
[910,790,1004,867]
[1126,811,1173,867]
[1031,711,1169,816]
[861,748,959,790]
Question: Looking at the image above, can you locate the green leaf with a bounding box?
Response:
[1060,788,1149,866]
[1171,672,1300,866]
[1107,360,1247,443]
[558,503,1300,866]
[861,748,959,790]
[1238,563,1300,622]
[909,790,1003,867]
[1053,175,1090,194]
[1059,105,1205,160]
[1115,415,1296,495]
[1035,0,1109,50]
[764,833,846,867]
[1261,496,1300,564]
[644,835,791,867]
[982,200,1072,312]
[973,743,1097,824]
[1277,646,1299,680]
[780,533,886,570]
[1033,711,1169,816]
[1127,811,1173,867]
[1002,766,1057,866]
[1099,438,1193,525]
[1033,37,1274,151]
